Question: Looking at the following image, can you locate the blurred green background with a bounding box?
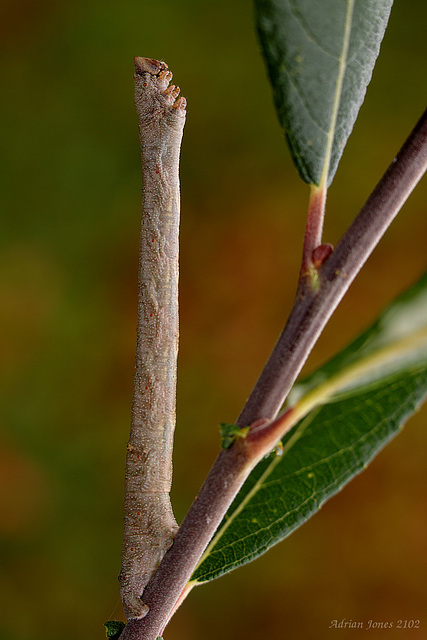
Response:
[0,1,426,639]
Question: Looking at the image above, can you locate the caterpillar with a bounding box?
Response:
[119,57,186,620]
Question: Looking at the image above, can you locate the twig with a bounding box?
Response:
[237,105,427,426]
[120,106,427,640]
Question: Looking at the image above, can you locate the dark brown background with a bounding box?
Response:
[0,1,426,638]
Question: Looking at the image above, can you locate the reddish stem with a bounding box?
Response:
[299,184,327,279]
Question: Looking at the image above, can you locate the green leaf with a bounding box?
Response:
[254,0,394,186]
[220,422,250,449]
[104,620,126,639]
[191,270,427,584]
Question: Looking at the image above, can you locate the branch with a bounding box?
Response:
[238,105,427,426]
[120,106,427,640]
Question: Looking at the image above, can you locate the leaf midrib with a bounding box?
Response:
[319,0,355,186]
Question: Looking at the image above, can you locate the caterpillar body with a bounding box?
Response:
[119,57,186,620]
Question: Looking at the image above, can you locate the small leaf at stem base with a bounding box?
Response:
[104,620,126,639]
[220,423,250,449]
